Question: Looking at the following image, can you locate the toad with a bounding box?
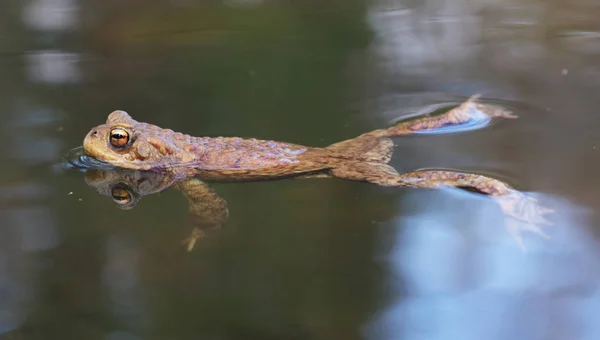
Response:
[81,95,553,249]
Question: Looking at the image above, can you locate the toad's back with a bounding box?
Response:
[82,111,336,178]
[188,136,307,168]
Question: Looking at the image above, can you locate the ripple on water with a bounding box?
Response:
[60,146,116,172]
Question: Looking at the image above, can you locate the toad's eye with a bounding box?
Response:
[111,187,131,205]
[110,128,130,147]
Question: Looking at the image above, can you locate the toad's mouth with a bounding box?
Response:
[61,146,116,171]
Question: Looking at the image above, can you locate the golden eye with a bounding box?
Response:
[110,128,130,147]
[111,187,131,205]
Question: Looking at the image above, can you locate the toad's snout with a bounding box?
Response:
[83,129,101,154]
[86,129,99,140]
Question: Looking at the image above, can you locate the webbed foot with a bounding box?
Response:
[465,94,518,119]
[494,191,555,250]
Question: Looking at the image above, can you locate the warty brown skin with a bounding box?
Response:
[82,95,553,249]
[84,109,338,180]
[83,95,514,190]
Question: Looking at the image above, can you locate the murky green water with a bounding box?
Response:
[2,1,600,339]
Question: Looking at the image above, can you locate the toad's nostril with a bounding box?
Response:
[91,130,98,136]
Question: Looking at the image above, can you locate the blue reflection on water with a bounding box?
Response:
[365,189,598,340]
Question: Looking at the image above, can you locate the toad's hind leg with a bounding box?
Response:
[363,94,517,138]
[325,95,516,163]
[331,163,512,195]
[331,164,553,244]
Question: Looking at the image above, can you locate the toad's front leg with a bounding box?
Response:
[173,178,229,251]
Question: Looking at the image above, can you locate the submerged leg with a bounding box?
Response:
[173,178,229,251]
[388,170,514,196]
[392,170,554,247]
[366,94,517,138]
[331,164,553,244]
[332,164,512,195]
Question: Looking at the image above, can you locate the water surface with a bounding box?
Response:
[1,1,600,339]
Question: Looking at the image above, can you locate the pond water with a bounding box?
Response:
[1,0,600,339]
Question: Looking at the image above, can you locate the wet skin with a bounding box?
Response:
[81,95,553,249]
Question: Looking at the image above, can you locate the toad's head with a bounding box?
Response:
[83,110,187,171]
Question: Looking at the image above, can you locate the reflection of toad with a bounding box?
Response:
[85,168,228,251]
[80,95,553,249]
